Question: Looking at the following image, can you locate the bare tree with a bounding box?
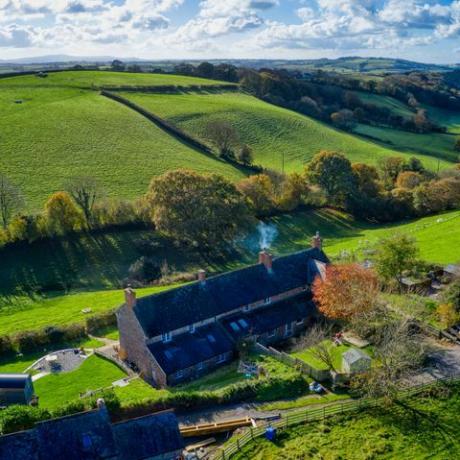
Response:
[205,120,239,158]
[293,322,337,371]
[351,319,427,402]
[64,176,103,228]
[0,174,24,228]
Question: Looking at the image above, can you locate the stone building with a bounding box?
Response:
[117,235,329,387]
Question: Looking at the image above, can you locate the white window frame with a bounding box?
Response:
[189,324,196,334]
[296,318,304,325]
[175,369,184,379]
[162,331,172,343]
[267,330,276,338]
[243,305,250,312]
[217,353,227,363]
[264,297,271,305]
[197,361,205,371]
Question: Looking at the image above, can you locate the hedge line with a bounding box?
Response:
[0,310,117,356]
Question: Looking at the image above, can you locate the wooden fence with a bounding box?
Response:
[209,375,460,460]
[254,342,331,382]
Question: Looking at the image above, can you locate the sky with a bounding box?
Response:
[0,0,459,63]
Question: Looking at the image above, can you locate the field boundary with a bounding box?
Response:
[210,375,460,460]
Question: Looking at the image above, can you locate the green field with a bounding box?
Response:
[356,92,414,119]
[0,72,243,210]
[0,284,179,336]
[121,91,453,173]
[232,387,460,459]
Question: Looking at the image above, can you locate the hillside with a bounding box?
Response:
[121,91,454,172]
[0,72,243,210]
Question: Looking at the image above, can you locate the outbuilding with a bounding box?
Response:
[0,374,35,406]
[342,349,371,374]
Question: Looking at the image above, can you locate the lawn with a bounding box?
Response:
[355,91,414,119]
[121,90,454,172]
[0,284,180,336]
[33,354,158,410]
[232,386,460,459]
[0,84,243,211]
[291,340,353,372]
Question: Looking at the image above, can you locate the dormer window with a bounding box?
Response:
[189,324,196,334]
[162,332,172,343]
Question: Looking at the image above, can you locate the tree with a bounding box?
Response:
[111,59,125,71]
[196,61,215,79]
[351,319,426,402]
[306,151,356,207]
[205,120,240,158]
[44,192,83,235]
[455,137,460,152]
[276,173,310,212]
[374,234,418,284]
[292,323,336,371]
[352,163,380,198]
[312,264,379,321]
[237,174,276,216]
[378,156,405,189]
[396,171,424,190]
[236,144,254,165]
[64,176,103,228]
[0,174,24,228]
[147,169,252,248]
[330,109,356,131]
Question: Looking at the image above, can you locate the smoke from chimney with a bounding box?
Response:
[258,222,278,250]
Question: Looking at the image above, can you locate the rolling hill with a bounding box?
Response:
[120,90,454,172]
[0,70,456,211]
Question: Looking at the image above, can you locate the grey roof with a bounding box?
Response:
[0,374,30,389]
[112,410,184,460]
[148,323,234,375]
[445,264,460,275]
[0,407,184,460]
[133,248,329,337]
[222,293,316,339]
[342,348,371,364]
[35,409,117,460]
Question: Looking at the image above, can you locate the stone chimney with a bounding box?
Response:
[197,269,206,282]
[259,250,273,271]
[124,286,136,309]
[312,231,322,250]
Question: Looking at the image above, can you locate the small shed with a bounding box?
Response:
[342,349,371,374]
[0,374,35,406]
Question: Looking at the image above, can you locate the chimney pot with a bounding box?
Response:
[197,269,206,282]
[259,250,273,271]
[312,231,322,250]
[124,286,136,309]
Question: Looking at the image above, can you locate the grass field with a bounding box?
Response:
[232,387,460,459]
[355,92,414,119]
[0,284,180,336]
[0,208,458,299]
[120,91,454,172]
[33,354,159,410]
[0,85,243,210]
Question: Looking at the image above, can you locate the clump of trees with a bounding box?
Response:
[147,169,252,249]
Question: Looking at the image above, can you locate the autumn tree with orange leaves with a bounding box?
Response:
[313,264,379,320]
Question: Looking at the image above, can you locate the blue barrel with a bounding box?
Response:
[265,426,277,442]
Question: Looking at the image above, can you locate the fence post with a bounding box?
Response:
[250,426,254,440]
[286,415,289,429]
[222,450,226,460]
[237,438,240,451]
[323,406,326,421]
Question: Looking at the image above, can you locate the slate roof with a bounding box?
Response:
[222,294,316,339]
[34,408,117,460]
[134,248,328,337]
[0,407,184,460]
[112,410,184,460]
[0,374,30,389]
[148,323,234,375]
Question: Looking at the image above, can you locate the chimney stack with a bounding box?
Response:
[197,269,206,282]
[124,286,136,309]
[312,231,322,250]
[259,249,273,271]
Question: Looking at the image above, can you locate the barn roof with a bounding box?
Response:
[132,248,328,337]
[0,374,30,389]
[148,323,234,375]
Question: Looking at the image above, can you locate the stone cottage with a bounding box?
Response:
[117,234,329,387]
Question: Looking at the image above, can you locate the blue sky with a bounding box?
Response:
[0,0,459,63]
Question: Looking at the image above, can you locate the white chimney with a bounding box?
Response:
[124,286,136,309]
[197,269,206,282]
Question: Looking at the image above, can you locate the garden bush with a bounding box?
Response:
[86,311,117,335]
[0,405,50,435]
[0,335,15,357]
